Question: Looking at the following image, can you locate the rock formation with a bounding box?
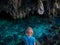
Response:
[0,0,45,19]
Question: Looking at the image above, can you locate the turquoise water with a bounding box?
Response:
[0,16,60,45]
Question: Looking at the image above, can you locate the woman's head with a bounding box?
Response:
[25,27,33,36]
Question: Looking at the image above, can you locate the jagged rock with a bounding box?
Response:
[0,0,45,19]
[37,0,44,15]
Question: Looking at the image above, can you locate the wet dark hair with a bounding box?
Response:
[25,27,33,33]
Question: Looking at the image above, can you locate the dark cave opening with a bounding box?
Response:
[0,11,13,21]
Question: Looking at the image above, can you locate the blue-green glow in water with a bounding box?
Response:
[0,16,60,45]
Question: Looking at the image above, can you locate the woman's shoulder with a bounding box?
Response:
[22,36,26,39]
[31,36,36,41]
[31,36,35,39]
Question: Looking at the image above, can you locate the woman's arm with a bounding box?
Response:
[34,42,36,45]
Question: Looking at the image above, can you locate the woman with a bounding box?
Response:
[21,27,36,45]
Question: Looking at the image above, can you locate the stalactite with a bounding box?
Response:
[37,0,44,15]
[1,0,60,19]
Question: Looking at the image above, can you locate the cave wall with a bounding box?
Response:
[0,0,60,19]
[0,0,37,19]
[0,0,45,19]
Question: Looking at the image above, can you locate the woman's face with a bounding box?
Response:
[26,29,33,36]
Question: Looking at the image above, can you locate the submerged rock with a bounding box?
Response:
[3,36,13,43]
